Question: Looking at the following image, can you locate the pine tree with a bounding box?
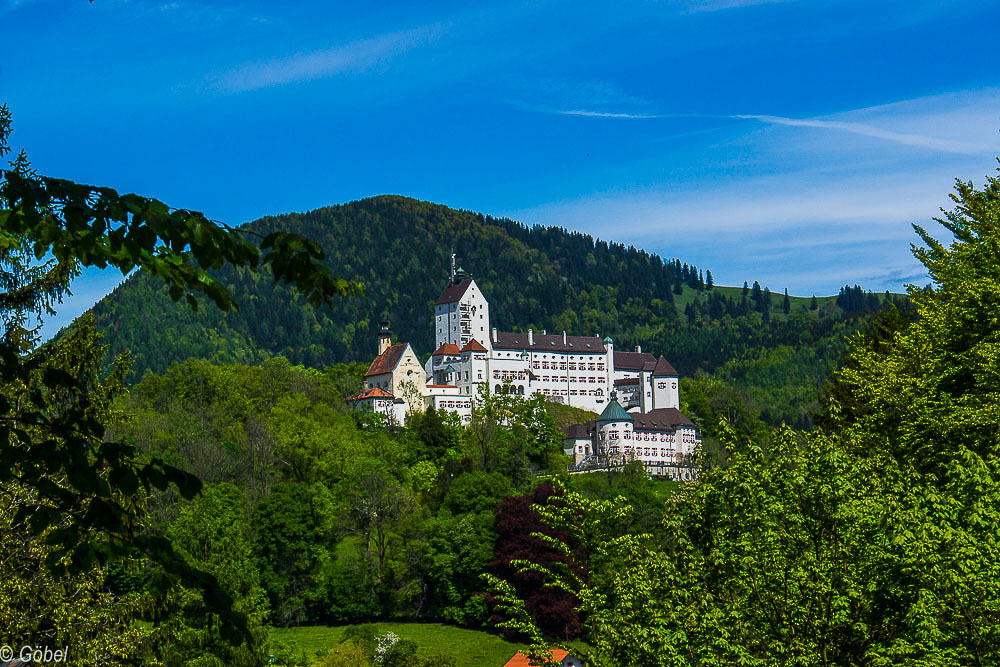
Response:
[810,295,818,311]
[743,280,749,297]
[706,270,714,289]
[783,288,791,315]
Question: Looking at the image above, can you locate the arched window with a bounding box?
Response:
[495,384,502,394]
[518,385,525,395]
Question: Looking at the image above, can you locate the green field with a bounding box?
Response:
[671,283,845,320]
[269,622,532,666]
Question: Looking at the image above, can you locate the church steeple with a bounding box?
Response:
[377,319,392,355]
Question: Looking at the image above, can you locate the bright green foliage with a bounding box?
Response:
[115,357,376,509]
[158,483,271,666]
[464,385,566,481]
[0,102,357,641]
[421,471,512,626]
[0,313,151,664]
[253,481,338,626]
[824,167,1000,664]
[491,165,1000,665]
[0,484,150,666]
[311,639,369,667]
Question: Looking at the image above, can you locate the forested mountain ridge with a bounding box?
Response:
[93,195,686,374]
[90,195,896,427]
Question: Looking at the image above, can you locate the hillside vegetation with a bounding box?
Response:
[91,195,899,429]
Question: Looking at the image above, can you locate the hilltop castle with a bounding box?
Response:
[349,257,701,478]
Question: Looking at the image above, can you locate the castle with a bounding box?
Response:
[348,257,701,478]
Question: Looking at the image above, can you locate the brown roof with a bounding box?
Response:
[563,421,596,439]
[364,343,408,377]
[614,350,657,371]
[652,356,678,376]
[435,278,473,305]
[632,408,696,430]
[348,387,393,401]
[460,338,488,352]
[503,650,570,667]
[432,343,461,356]
[493,331,606,353]
[614,378,639,386]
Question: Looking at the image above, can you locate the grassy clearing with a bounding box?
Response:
[670,283,895,321]
[547,402,598,430]
[269,622,530,665]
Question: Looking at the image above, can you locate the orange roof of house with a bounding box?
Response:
[461,338,488,352]
[432,343,461,356]
[364,343,408,377]
[348,387,393,401]
[502,649,569,667]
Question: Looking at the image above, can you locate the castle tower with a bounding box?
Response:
[596,391,633,460]
[650,356,680,409]
[377,319,392,355]
[433,258,491,353]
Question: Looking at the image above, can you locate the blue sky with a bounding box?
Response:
[3,0,1000,337]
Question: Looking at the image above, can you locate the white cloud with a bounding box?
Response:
[681,0,798,13]
[559,109,662,119]
[214,23,445,93]
[734,113,993,155]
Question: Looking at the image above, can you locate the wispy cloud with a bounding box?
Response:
[734,114,992,155]
[508,79,664,119]
[558,109,663,119]
[214,23,445,93]
[523,86,1000,157]
[681,0,798,13]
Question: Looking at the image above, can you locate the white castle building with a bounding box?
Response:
[349,257,701,475]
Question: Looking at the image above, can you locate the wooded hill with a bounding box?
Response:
[90,195,899,427]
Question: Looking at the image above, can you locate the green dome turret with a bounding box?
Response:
[597,392,630,423]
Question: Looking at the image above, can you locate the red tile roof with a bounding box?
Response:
[432,343,461,356]
[364,343,407,377]
[614,350,657,371]
[652,355,678,376]
[461,338,488,352]
[348,387,393,401]
[493,331,606,353]
[502,649,570,667]
[563,422,595,439]
[632,408,695,430]
[435,278,473,305]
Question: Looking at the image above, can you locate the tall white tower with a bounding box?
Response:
[433,259,491,352]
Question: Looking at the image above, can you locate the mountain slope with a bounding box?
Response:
[91,195,894,427]
[93,195,692,376]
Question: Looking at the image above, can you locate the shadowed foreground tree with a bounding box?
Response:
[0,103,357,644]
